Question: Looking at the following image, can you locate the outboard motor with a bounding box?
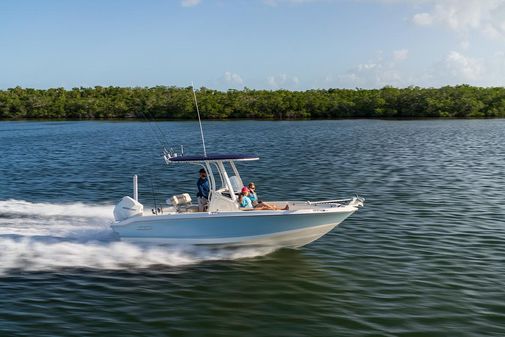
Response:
[114,196,144,222]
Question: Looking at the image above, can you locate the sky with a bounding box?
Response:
[1,0,505,90]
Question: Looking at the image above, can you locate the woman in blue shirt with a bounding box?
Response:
[247,182,259,206]
[238,187,253,209]
[239,185,289,210]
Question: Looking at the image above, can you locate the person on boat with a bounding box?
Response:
[239,186,289,211]
[238,187,253,209]
[197,168,209,211]
[247,182,259,206]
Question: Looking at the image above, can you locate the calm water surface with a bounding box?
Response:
[0,120,504,336]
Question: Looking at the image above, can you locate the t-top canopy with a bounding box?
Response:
[167,153,259,163]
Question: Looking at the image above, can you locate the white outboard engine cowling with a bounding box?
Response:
[114,196,144,222]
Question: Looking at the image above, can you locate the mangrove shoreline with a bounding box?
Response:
[1,85,505,120]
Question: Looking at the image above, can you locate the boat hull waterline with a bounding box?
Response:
[111,204,357,248]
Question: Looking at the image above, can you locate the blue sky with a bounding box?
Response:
[1,0,505,90]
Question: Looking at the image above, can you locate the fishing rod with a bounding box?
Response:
[148,168,161,215]
[191,82,207,157]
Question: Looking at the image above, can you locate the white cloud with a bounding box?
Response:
[256,0,505,88]
[181,0,201,7]
[339,64,402,88]
[326,50,412,88]
[267,74,300,88]
[412,12,433,26]
[324,48,504,88]
[332,49,504,88]
[444,51,483,81]
[215,71,244,89]
[264,0,505,39]
[411,0,505,39]
[393,49,409,61]
[223,71,244,85]
[417,50,505,87]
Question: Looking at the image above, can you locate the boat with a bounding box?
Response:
[111,152,364,248]
[111,86,364,249]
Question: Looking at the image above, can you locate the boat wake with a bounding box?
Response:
[0,200,275,275]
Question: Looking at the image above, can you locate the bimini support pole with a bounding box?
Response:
[133,175,138,201]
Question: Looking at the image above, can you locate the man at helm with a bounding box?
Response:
[196,168,209,211]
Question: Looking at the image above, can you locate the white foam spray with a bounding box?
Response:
[0,200,275,275]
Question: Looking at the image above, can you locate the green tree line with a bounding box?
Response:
[1,85,505,120]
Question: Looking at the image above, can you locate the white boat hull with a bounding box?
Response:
[118,223,340,248]
[111,203,358,249]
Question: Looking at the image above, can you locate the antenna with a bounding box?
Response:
[191,82,207,157]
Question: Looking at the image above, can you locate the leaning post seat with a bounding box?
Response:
[168,193,192,206]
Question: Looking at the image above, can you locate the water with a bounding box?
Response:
[0,120,504,336]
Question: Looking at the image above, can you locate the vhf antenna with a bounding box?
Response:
[191,82,207,157]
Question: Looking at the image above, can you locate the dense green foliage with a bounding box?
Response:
[1,85,505,120]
